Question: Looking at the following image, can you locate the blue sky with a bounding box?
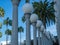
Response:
[0,0,57,44]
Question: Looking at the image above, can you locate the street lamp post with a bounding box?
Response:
[36,20,42,45]
[41,25,45,45]
[23,3,34,45]
[40,25,45,45]
[11,0,20,45]
[30,14,38,45]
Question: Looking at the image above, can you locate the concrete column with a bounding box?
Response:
[32,23,37,45]
[25,13,31,45]
[11,0,20,45]
[38,28,40,45]
[54,0,60,45]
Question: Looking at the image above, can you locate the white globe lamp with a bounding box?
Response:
[36,20,42,28]
[30,14,38,23]
[23,3,34,13]
[40,25,45,32]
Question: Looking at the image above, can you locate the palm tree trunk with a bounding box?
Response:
[20,33,21,45]
[6,25,8,45]
[6,35,8,45]
[43,18,46,29]
[32,23,37,45]
[54,0,60,45]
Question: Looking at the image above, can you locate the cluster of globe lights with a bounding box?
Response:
[23,3,45,36]
[23,3,55,41]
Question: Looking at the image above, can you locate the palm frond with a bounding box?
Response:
[18,26,24,32]
[22,16,26,23]
[32,0,55,28]
[0,7,5,17]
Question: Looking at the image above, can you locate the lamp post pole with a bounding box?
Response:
[11,0,20,45]
[32,22,37,45]
[36,20,43,45]
[25,13,31,45]
[23,3,34,45]
[30,14,38,45]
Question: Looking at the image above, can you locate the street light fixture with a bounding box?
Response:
[36,20,42,45]
[30,14,38,45]
[36,20,42,28]
[23,3,34,13]
[23,3,34,45]
[40,25,45,45]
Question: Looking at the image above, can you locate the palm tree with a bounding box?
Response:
[33,0,55,28]
[0,7,4,44]
[0,7,4,17]
[0,32,2,44]
[8,30,12,44]
[3,17,12,28]
[18,26,24,45]
[5,29,12,45]
[5,29,10,45]
[3,17,12,45]
[22,0,55,28]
